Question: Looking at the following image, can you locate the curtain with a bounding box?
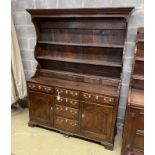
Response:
[11,18,27,104]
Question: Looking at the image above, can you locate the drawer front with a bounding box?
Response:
[55,105,79,120]
[55,87,79,99]
[136,112,144,131]
[27,82,54,94]
[54,116,79,133]
[133,134,144,151]
[81,92,114,105]
[55,96,79,108]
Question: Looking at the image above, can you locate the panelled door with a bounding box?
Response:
[29,91,54,126]
[81,101,114,141]
[122,106,144,155]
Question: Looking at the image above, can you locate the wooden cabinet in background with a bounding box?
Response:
[121,27,144,155]
[26,8,133,150]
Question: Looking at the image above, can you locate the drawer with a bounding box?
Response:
[27,82,54,94]
[55,96,79,108]
[133,134,144,151]
[55,87,79,99]
[55,105,79,120]
[81,92,114,105]
[136,112,144,131]
[54,116,79,133]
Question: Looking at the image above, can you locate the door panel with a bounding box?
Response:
[122,106,144,155]
[81,101,114,141]
[29,91,53,125]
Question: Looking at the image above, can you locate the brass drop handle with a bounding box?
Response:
[56,107,63,111]
[95,95,99,100]
[70,100,77,105]
[82,114,85,118]
[84,93,91,99]
[57,92,60,101]
[70,110,77,114]
[126,144,130,149]
[72,91,78,96]
[70,122,77,126]
[38,85,42,89]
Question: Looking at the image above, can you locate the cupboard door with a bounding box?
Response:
[81,101,114,141]
[29,91,54,126]
[122,106,144,155]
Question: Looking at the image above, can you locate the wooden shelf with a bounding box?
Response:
[37,55,122,67]
[38,69,120,87]
[135,56,144,61]
[137,39,144,43]
[38,41,124,49]
[132,74,144,80]
[128,88,144,107]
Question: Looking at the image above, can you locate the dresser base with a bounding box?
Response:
[28,120,114,150]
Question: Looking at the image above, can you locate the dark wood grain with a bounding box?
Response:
[27,8,133,150]
[122,27,144,155]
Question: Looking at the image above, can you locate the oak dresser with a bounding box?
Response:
[121,27,144,155]
[26,8,133,150]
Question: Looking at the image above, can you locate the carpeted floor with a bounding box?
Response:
[12,108,122,155]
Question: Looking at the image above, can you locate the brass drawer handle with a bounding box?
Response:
[58,98,63,102]
[103,97,113,103]
[109,98,113,102]
[28,84,35,89]
[95,95,99,100]
[57,93,60,101]
[70,122,77,126]
[38,85,42,90]
[56,89,63,94]
[71,91,78,96]
[83,94,91,99]
[70,100,77,105]
[82,114,85,118]
[70,110,77,114]
[44,87,51,92]
[56,107,63,111]
[126,144,130,149]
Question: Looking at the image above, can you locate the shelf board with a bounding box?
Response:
[38,69,120,87]
[132,74,144,80]
[137,39,144,43]
[37,55,122,67]
[38,41,124,49]
[135,56,144,61]
[128,88,144,107]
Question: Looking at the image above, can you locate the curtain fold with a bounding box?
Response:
[11,18,27,104]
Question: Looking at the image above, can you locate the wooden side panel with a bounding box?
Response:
[121,105,144,155]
